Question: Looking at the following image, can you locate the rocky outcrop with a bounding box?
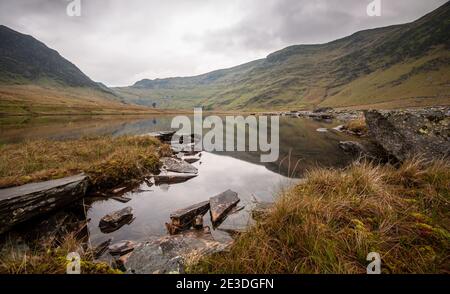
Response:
[364,108,450,162]
[0,174,88,234]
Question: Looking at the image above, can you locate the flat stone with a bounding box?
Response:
[99,207,133,233]
[170,200,210,228]
[111,196,132,203]
[209,190,240,226]
[161,157,198,174]
[182,155,201,164]
[93,239,112,259]
[316,128,328,132]
[122,230,231,274]
[153,172,197,185]
[171,143,195,153]
[0,174,88,234]
[108,240,138,256]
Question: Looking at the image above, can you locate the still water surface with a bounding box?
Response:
[0,115,360,246]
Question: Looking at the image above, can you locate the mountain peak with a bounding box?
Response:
[0,25,97,88]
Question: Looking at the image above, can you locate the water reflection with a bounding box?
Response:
[1,115,361,245]
[87,152,292,245]
[1,115,359,178]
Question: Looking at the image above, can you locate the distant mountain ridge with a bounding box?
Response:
[0,25,155,115]
[116,2,450,110]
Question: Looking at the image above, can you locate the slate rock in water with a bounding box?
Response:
[170,200,210,228]
[99,207,133,233]
[209,190,240,226]
[153,172,197,185]
[108,240,138,256]
[161,157,198,174]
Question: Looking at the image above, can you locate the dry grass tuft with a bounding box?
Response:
[0,136,162,189]
[343,117,368,136]
[0,233,120,274]
[191,158,450,274]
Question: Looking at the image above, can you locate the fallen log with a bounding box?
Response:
[0,174,88,234]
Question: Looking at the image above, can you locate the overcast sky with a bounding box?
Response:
[0,0,447,86]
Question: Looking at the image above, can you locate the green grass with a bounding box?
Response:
[114,3,450,111]
[190,158,450,274]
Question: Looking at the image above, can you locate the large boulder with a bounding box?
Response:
[0,174,88,234]
[364,108,450,162]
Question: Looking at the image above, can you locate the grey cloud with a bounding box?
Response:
[0,0,447,86]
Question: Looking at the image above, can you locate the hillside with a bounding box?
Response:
[116,2,450,110]
[0,25,154,116]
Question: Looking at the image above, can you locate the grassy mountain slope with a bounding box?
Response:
[116,2,450,110]
[0,25,155,115]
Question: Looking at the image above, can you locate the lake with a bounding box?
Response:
[0,115,361,248]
